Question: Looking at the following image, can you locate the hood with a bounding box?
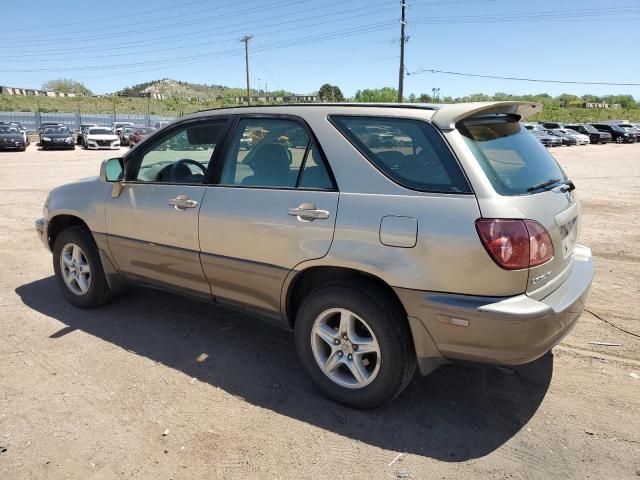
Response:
[87,134,118,141]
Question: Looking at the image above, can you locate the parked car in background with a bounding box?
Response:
[128,126,155,147]
[40,126,75,150]
[616,123,640,141]
[38,122,65,144]
[84,126,120,150]
[564,124,611,144]
[119,126,136,146]
[111,122,135,137]
[35,102,593,408]
[546,129,576,146]
[76,124,97,146]
[154,121,170,130]
[591,123,636,144]
[540,122,564,129]
[0,124,27,151]
[558,128,590,145]
[531,129,562,147]
[5,122,30,146]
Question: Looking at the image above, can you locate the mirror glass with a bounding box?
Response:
[104,158,124,182]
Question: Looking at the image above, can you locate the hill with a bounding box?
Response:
[116,78,293,100]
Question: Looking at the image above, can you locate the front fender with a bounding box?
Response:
[46,177,112,236]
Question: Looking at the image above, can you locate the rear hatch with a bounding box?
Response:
[450,107,580,298]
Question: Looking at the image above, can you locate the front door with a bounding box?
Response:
[105,118,230,297]
[198,116,339,314]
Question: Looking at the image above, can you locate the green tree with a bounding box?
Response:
[42,79,92,95]
[418,93,432,102]
[318,83,344,102]
[353,87,398,102]
[408,93,416,103]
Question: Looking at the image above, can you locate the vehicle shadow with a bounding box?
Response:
[16,277,553,462]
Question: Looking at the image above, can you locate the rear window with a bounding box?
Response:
[330,116,471,193]
[459,116,566,196]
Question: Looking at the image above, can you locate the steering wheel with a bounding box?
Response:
[168,159,207,182]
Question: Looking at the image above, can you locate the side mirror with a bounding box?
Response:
[100,158,126,198]
[100,157,124,182]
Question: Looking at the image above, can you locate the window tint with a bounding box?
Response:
[459,117,566,196]
[221,118,332,189]
[132,120,227,184]
[331,116,470,193]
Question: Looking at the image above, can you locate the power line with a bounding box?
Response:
[3,1,395,62]
[0,0,209,34]
[406,68,640,86]
[1,21,396,74]
[8,0,312,46]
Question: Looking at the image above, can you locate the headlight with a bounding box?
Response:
[42,137,51,142]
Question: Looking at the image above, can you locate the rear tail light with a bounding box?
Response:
[476,219,554,270]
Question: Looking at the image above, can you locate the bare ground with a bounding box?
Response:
[0,143,638,480]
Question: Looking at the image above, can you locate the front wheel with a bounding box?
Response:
[295,282,416,409]
[52,226,112,308]
[615,137,623,144]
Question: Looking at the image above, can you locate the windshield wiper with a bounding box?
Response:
[527,178,575,193]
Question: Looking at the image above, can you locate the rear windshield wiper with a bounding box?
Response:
[527,178,575,193]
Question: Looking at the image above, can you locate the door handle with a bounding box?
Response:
[169,195,198,210]
[288,203,330,222]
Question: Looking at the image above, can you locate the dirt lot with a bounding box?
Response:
[0,143,638,480]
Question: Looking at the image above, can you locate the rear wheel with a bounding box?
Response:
[52,226,112,308]
[295,282,416,409]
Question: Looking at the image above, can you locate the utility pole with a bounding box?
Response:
[397,0,407,103]
[241,35,253,105]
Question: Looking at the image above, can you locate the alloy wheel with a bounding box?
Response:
[60,243,92,295]
[310,308,381,389]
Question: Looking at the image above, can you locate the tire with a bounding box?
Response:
[52,226,112,308]
[615,137,623,144]
[294,281,416,409]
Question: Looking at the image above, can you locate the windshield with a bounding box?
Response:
[44,127,70,134]
[137,128,154,135]
[460,118,566,196]
[0,126,19,134]
[89,128,113,135]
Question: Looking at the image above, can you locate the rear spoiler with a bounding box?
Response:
[430,102,543,130]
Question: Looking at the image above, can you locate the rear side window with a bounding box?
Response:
[331,116,471,193]
[459,116,566,196]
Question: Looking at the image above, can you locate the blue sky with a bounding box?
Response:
[2,0,639,99]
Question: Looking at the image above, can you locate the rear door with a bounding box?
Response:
[457,114,579,297]
[198,115,338,315]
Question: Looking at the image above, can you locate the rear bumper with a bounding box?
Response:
[396,244,594,373]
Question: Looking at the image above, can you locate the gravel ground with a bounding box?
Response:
[0,143,638,480]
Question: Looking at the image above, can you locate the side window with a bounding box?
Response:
[220,118,333,189]
[331,116,471,193]
[299,143,333,189]
[132,120,227,184]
